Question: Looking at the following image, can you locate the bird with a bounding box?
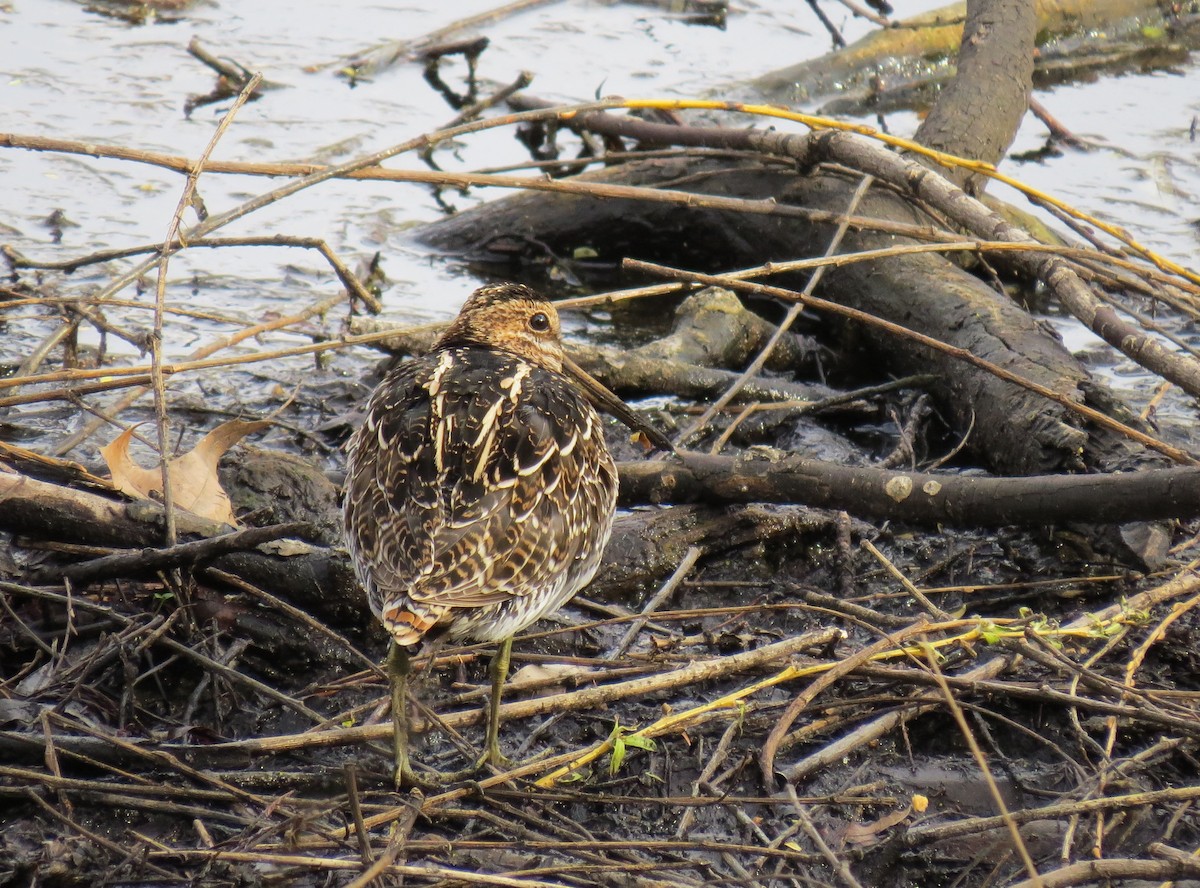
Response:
[343,282,671,786]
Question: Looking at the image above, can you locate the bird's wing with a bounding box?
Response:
[347,352,616,615]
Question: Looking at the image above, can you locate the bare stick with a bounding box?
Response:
[150,73,262,545]
[342,764,373,867]
[31,523,315,585]
[861,539,950,621]
[678,175,874,445]
[607,546,702,660]
[763,629,914,784]
[783,784,866,888]
[618,450,1200,526]
[153,848,569,887]
[921,644,1044,887]
[344,790,423,888]
[5,235,378,311]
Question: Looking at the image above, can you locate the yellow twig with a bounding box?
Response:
[534,612,1145,787]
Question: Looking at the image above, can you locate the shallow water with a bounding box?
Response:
[2,0,1198,452]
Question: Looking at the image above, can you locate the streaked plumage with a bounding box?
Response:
[345,337,618,646]
[343,282,651,784]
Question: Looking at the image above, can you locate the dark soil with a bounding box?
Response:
[5,344,1200,887]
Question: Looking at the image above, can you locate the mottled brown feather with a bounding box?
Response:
[343,284,619,647]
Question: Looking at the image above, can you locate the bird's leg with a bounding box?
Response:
[477,636,515,770]
[388,638,517,784]
[387,642,427,789]
[383,641,494,785]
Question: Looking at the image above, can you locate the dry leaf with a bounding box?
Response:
[101,420,269,525]
[508,663,592,692]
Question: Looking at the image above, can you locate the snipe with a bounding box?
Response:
[343,282,669,786]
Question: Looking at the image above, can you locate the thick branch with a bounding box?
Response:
[913,0,1036,192]
[762,126,1200,400]
[618,452,1200,527]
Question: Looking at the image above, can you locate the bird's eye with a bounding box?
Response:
[528,312,551,332]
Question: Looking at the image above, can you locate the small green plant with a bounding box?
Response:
[608,720,657,775]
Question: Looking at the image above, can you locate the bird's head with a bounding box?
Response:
[436,283,565,372]
[435,282,675,453]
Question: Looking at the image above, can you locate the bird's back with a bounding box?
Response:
[344,345,618,646]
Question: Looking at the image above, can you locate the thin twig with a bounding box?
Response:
[150,72,262,545]
[607,546,703,660]
[861,539,951,621]
[677,175,874,445]
[784,784,866,888]
[34,522,315,584]
[343,764,373,867]
[204,627,842,758]
[344,790,424,888]
[921,643,1044,887]
[5,235,378,311]
[205,567,384,678]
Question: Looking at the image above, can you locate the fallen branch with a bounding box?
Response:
[30,521,318,584]
[618,451,1200,526]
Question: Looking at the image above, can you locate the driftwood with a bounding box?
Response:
[415,0,1196,481]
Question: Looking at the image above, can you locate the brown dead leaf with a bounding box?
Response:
[101,419,269,525]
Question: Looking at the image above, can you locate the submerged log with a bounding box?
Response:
[418,153,1112,475]
[416,0,1186,480]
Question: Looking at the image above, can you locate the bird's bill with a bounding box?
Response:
[561,355,675,454]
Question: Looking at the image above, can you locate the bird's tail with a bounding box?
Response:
[381,603,442,647]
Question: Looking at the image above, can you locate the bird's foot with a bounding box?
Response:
[393,761,434,791]
[395,750,510,788]
[474,745,516,775]
[394,759,493,790]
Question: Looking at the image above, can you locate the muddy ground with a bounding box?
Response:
[4,313,1200,887]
